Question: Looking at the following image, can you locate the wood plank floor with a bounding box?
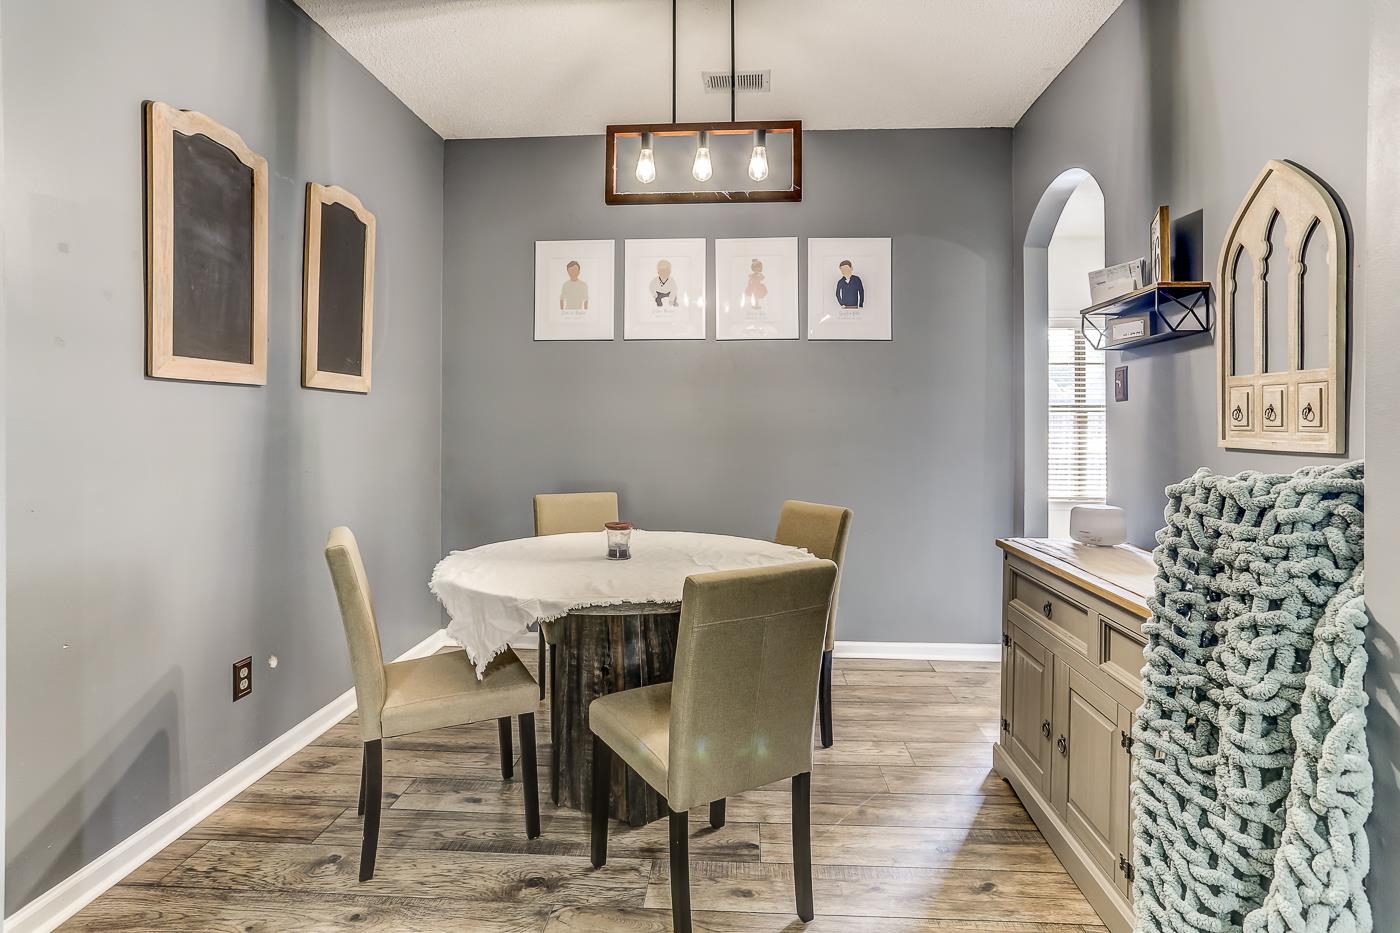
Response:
[62,652,1107,933]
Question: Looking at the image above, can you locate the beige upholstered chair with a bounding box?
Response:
[588,560,838,933]
[774,500,852,748]
[532,492,620,698]
[325,526,541,881]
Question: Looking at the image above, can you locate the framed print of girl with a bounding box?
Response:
[716,237,798,340]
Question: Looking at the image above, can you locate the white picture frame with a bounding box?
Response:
[807,237,893,341]
[534,239,616,341]
[624,238,707,340]
[715,237,799,341]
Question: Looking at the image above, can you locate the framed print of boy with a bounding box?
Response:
[836,259,864,309]
[649,259,679,308]
[560,260,589,310]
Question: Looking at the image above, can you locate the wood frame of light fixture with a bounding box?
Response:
[604,121,802,205]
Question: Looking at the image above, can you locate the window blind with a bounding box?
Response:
[1048,326,1107,501]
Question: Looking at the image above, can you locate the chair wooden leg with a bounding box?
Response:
[669,807,692,933]
[359,740,383,882]
[819,649,835,748]
[519,713,541,839]
[709,799,726,829]
[792,771,814,921]
[538,629,547,700]
[497,717,514,780]
[357,743,368,817]
[590,735,611,868]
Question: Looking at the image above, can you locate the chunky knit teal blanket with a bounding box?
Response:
[1132,462,1370,933]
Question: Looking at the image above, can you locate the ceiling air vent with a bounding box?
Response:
[703,70,770,93]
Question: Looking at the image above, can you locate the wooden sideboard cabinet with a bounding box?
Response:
[993,538,1154,933]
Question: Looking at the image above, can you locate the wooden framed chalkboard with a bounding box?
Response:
[144,101,268,384]
[302,183,376,393]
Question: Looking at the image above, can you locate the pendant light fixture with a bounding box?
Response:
[605,0,801,204]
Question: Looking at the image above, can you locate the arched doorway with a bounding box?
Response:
[1022,170,1106,537]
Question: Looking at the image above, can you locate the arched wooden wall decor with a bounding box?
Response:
[145,101,268,385]
[1217,160,1348,452]
[302,183,376,393]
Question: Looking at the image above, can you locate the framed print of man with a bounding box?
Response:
[534,239,615,340]
[836,260,864,309]
[560,260,589,311]
[808,237,892,340]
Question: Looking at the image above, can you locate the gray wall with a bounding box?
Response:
[1013,0,1391,912]
[1012,0,1369,546]
[1362,0,1399,917]
[442,130,1014,646]
[2,0,444,912]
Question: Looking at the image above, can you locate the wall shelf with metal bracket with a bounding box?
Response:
[1079,282,1212,351]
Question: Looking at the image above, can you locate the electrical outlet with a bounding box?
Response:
[233,656,253,701]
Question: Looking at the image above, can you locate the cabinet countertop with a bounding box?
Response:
[997,537,1154,621]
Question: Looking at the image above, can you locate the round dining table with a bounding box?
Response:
[430,529,821,824]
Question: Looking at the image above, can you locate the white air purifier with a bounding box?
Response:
[1069,504,1127,547]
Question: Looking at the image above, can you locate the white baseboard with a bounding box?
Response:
[833,640,1000,662]
[4,628,454,933]
[509,634,999,663]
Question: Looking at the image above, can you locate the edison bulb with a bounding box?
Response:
[692,131,713,182]
[636,131,656,184]
[636,147,656,184]
[748,145,769,181]
[692,147,712,182]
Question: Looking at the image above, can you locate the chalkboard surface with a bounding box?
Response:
[315,201,367,376]
[171,130,255,364]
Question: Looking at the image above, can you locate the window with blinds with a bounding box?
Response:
[1048,326,1106,502]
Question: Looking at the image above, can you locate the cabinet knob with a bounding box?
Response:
[1057,735,1069,756]
[1041,719,1052,739]
[1042,601,1053,619]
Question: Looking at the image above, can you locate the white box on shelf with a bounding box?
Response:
[1106,313,1151,347]
[1088,259,1147,305]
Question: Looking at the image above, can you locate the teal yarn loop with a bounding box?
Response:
[1132,462,1370,933]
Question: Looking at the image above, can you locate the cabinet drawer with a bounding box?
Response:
[1011,570,1093,653]
[1101,621,1146,694]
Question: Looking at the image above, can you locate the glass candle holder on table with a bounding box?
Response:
[604,521,633,560]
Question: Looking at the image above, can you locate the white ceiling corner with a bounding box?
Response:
[295,0,1124,139]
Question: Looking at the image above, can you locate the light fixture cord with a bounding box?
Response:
[672,0,678,123]
[730,0,736,121]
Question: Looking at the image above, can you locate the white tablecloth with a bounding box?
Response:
[431,530,821,676]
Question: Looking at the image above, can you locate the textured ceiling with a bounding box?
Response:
[295,0,1123,139]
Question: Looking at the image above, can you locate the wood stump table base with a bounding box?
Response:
[548,603,680,826]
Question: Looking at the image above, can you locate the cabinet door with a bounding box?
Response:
[1005,621,1054,796]
[1051,664,1120,879]
[1114,702,1135,897]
